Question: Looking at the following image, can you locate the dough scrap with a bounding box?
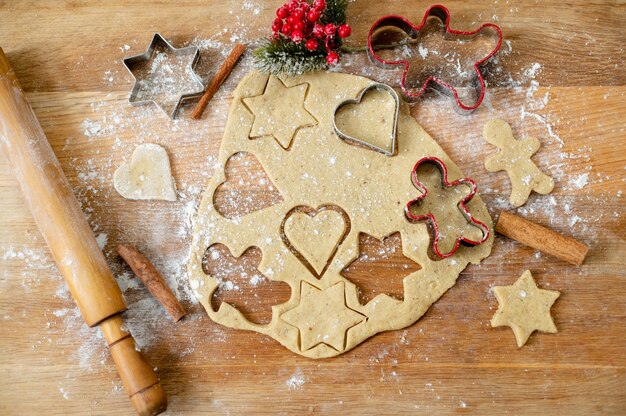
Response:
[188,71,493,358]
[483,119,554,207]
[491,270,560,347]
[114,143,177,201]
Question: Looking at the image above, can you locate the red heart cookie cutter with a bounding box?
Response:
[404,157,490,258]
[367,4,503,113]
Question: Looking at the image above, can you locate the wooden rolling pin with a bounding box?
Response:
[0,48,167,415]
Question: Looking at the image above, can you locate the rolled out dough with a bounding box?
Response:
[188,71,493,358]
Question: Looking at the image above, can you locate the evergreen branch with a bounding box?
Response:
[320,0,348,25]
[253,38,328,76]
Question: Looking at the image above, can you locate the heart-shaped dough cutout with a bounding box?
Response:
[334,83,399,156]
[114,143,177,201]
[282,206,349,277]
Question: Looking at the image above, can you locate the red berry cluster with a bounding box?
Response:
[272,0,351,65]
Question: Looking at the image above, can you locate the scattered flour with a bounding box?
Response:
[285,368,306,391]
[95,233,108,250]
[570,173,589,189]
[59,387,70,400]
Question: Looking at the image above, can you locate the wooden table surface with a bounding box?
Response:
[1,1,625,414]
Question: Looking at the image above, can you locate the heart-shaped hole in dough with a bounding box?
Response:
[213,152,284,219]
[281,205,350,278]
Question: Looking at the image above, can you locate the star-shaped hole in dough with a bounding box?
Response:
[491,270,560,347]
[340,232,421,304]
[243,76,317,150]
[281,281,365,352]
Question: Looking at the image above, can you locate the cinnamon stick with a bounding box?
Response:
[191,42,246,119]
[117,244,187,321]
[495,211,589,266]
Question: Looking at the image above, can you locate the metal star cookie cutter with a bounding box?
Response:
[404,156,490,258]
[123,33,205,119]
[333,83,399,157]
[367,5,503,113]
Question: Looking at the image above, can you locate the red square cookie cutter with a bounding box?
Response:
[367,4,503,113]
[404,157,490,258]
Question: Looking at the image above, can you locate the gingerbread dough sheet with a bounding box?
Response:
[189,71,493,358]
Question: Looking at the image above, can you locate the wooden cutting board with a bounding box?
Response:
[0,1,624,414]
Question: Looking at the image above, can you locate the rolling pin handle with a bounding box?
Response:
[100,315,167,416]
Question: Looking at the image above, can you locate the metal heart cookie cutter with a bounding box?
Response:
[367,5,503,113]
[123,33,205,119]
[404,156,490,258]
[333,83,399,157]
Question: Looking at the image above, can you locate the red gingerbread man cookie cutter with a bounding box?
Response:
[367,4,503,113]
[404,157,490,259]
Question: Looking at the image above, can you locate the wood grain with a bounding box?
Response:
[0,1,625,415]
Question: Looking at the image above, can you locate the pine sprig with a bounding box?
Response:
[320,0,348,25]
[253,38,328,76]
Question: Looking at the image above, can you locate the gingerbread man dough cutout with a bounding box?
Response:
[483,119,554,207]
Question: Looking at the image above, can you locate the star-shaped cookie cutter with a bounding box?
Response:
[367,5,503,113]
[333,83,399,157]
[122,33,205,119]
[404,157,490,258]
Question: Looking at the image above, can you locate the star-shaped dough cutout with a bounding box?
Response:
[243,76,317,149]
[491,270,560,347]
[281,281,365,351]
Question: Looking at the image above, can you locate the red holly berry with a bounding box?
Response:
[307,9,321,22]
[291,30,304,43]
[281,23,293,35]
[286,15,296,24]
[326,37,339,50]
[338,24,352,38]
[277,6,289,19]
[312,23,325,38]
[305,38,318,51]
[273,32,280,39]
[314,0,326,11]
[324,23,336,36]
[272,19,283,32]
[292,8,304,20]
[326,51,339,65]
[293,20,305,32]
